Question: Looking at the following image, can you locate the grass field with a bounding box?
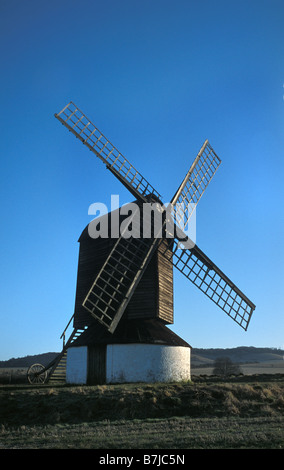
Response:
[0,374,284,449]
[192,362,284,376]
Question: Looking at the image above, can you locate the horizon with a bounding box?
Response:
[1,344,284,364]
[0,0,283,360]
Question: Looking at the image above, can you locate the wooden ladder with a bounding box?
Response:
[47,327,87,384]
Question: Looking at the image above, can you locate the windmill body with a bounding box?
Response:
[26,102,256,385]
[74,205,174,330]
[67,204,192,384]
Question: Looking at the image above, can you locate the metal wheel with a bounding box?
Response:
[27,363,47,384]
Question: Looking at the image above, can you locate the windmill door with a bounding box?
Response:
[87,345,106,384]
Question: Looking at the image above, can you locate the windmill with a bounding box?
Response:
[27,102,255,385]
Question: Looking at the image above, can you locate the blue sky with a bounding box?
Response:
[0,0,283,360]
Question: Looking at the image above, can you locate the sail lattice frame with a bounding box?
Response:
[159,239,255,331]
[55,102,161,202]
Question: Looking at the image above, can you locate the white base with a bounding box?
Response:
[66,346,88,384]
[66,343,191,384]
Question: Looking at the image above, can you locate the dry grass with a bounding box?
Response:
[1,377,284,425]
[0,375,284,448]
[0,368,27,385]
[1,416,284,449]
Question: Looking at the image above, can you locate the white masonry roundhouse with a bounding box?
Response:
[66,318,191,384]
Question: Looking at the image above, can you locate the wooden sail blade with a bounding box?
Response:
[55,102,161,203]
[159,239,256,331]
[170,140,221,232]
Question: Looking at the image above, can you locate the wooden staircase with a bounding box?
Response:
[47,351,67,384]
[47,326,87,384]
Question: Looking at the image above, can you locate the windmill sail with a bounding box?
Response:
[55,102,256,333]
[170,140,221,232]
[163,140,255,330]
[159,239,255,331]
[55,102,161,203]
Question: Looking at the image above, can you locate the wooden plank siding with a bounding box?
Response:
[157,239,174,324]
[73,219,174,330]
[73,234,115,329]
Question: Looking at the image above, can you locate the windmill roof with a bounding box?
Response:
[78,204,132,242]
[69,319,191,348]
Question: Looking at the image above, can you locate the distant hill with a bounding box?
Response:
[191,347,284,367]
[0,352,59,368]
[0,347,283,369]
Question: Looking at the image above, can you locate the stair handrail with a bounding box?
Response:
[60,314,74,347]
